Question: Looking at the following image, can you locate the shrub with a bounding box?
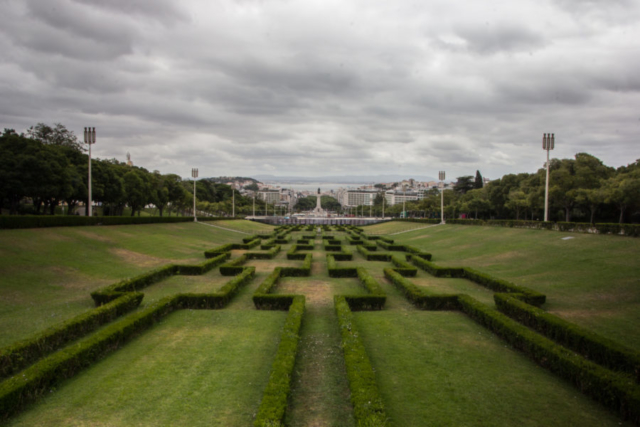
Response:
[175,252,231,275]
[410,257,464,278]
[0,215,235,230]
[327,255,357,278]
[324,245,343,252]
[459,295,640,424]
[247,245,281,260]
[383,268,461,310]
[390,255,417,277]
[0,293,143,379]
[495,294,640,380]
[463,268,545,307]
[334,296,388,426]
[253,295,305,426]
[91,264,179,305]
[219,254,249,276]
[281,254,312,277]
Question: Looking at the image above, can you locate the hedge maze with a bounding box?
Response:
[1,224,640,425]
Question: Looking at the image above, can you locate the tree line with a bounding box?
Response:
[0,125,265,216]
[349,154,639,223]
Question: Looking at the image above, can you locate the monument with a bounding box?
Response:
[312,188,326,217]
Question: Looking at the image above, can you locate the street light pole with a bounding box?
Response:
[403,185,406,219]
[191,168,198,222]
[439,171,446,224]
[543,133,555,222]
[232,185,235,218]
[382,195,385,219]
[84,127,96,217]
[253,193,255,218]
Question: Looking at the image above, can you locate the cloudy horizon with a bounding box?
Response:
[1,0,638,181]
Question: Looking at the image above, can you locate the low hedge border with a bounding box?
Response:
[376,240,407,251]
[383,268,461,310]
[342,268,387,311]
[324,244,343,252]
[459,295,640,424]
[0,267,256,421]
[495,293,640,381]
[204,238,261,258]
[286,244,314,260]
[220,254,249,276]
[334,296,388,426]
[0,293,143,380]
[327,255,357,278]
[90,253,231,305]
[0,216,238,230]
[390,255,418,277]
[409,258,545,306]
[281,254,313,277]
[357,245,392,262]
[399,218,640,238]
[246,245,282,260]
[254,295,305,426]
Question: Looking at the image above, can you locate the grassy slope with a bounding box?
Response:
[365,223,640,351]
[6,310,287,427]
[355,310,632,427]
[0,220,274,346]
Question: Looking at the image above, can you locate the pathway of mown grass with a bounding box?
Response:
[391,224,640,351]
[6,309,287,427]
[355,309,633,427]
[277,241,358,426]
[0,220,273,347]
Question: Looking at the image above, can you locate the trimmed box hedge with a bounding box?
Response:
[247,245,281,260]
[327,255,357,278]
[220,254,249,276]
[254,296,305,426]
[383,268,461,310]
[390,255,417,277]
[0,293,143,380]
[495,293,640,381]
[334,296,388,426]
[459,295,640,424]
[0,215,236,230]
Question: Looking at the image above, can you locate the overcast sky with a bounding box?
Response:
[1,0,638,181]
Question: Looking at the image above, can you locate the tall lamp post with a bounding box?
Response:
[382,195,385,219]
[402,184,406,219]
[543,133,555,222]
[191,168,198,222]
[253,192,256,218]
[232,185,235,218]
[439,171,446,224]
[84,127,96,216]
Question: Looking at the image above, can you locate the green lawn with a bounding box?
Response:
[6,310,287,427]
[1,223,638,426]
[392,224,640,351]
[0,220,274,346]
[355,310,633,427]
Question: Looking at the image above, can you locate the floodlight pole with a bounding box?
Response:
[191,168,198,221]
[232,185,235,218]
[253,193,256,218]
[439,171,446,224]
[84,127,96,217]
[403,185,406,219]
[543,133,555,222]
[382,195,385,219]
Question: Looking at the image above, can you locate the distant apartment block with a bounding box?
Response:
[384,189,427,206]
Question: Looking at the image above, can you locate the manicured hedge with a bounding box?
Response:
[389,255,417,277]
[357,245,392,261]
[91,264,179,305]
[342,268,387,311]
[376,240,407,251]
[327,255,357,278]
[286,244,313,260]
[174,252,231,275]
[247,245,281,260]
[220,254,249,276]
[410,256,465,278]
[459,295,640,424]
[281,254,312,277]
[0,293,143,379]
[296,239,310,244]
[404,245,432,261]
[254,295,305,427]
[495,293,640,380]
[174,267,255,309]
[334,296,388,426]
[203,238,260,258]
[324,244,343,252]
[0,215,236,230]
[464,268,545,306]
[383,268,461,310]
[0,295,178,419]
[409,259,545,306]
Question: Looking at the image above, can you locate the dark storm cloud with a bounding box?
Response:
[1,0,638,180]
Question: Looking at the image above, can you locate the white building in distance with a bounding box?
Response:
[338,189,379,207]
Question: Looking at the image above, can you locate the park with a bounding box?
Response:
[0,218,639,426]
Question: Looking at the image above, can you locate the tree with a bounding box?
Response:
[454,176,475,195]
[123,169,149,216]
[244,183,259,192]
[604,164,640,223]
[26,123,85,152]
[474,170,484,189]
[505,190,529,220]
